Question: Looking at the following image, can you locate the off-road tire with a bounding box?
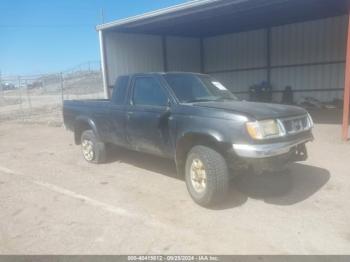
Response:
[80,130,106,164]
[185,145,229,206]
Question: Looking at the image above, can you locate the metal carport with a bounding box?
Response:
[96,0,350,140]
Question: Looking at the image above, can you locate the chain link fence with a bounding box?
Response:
[0,62,104,126]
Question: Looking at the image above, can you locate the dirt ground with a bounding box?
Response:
[0,119,349,254]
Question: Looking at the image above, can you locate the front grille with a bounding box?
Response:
[279,115,311,135]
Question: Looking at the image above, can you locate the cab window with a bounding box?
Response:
[132,77,168,106]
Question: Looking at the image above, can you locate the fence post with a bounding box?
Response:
[26,79,32,112]
[18,76,24,121]
[60,72,64,104]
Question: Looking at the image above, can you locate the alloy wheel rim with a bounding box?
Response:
[190,158,207,193]
[82,139,94,161]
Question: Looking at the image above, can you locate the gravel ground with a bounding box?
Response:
[0,121,349,254]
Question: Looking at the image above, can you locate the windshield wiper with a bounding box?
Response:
[184,98,217,103]
[215,97,237,101]
[184,97,237,103]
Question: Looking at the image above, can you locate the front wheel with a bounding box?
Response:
[185,145,229,206]
[80,130,106,164]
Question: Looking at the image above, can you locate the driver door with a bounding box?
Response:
[126,75,172,156]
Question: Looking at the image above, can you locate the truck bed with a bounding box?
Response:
[63,99,110,131]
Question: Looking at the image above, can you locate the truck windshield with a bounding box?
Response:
[164,74,238,103]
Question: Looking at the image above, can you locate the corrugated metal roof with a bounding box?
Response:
[96,0,348,37]
[96,0,223,31]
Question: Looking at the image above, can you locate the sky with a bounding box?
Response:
[0,0,187,76]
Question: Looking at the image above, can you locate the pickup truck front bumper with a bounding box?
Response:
[232,137,313,159]
[229,136,313,173]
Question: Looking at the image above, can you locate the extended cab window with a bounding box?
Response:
[132,77,168,106]
[112,76,129,105]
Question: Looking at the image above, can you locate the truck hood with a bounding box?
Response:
[192,101,307,120]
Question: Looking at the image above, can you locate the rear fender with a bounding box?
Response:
[74,116,100,145]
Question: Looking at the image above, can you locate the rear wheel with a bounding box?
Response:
[80,130,106,164]
[185,145,229,206]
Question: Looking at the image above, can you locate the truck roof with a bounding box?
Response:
[118,72,208,78]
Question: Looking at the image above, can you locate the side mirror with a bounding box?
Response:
[160,99,172,118]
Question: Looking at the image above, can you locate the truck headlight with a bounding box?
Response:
[246,119,284,140]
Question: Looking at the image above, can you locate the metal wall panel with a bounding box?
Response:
[271,16,347,66]
[271,63,345,102]
[204,29,267,72]
[203,16,346,103]
[203,29,267,99]
[212,70,267,100]
[166,36,201,72]
[104,33,163,86]
[270,15,347,102]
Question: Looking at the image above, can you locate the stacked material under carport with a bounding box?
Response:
[96,0,350,140]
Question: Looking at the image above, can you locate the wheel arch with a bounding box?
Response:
[74,116,100,145]
[175,131,230,176]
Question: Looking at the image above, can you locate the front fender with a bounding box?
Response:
[177,129,225,145]
[174,130,230,174]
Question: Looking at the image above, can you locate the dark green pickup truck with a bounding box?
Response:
[63,72,314,206]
